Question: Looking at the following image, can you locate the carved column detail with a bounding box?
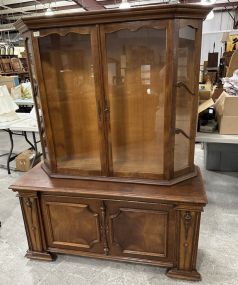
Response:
[100,201,109,255]
[167,208,202,281]
[18,191,54,261]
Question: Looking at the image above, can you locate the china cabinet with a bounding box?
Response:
[11,4,211,281]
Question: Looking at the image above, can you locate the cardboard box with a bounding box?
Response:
[215,92,238,134]
[198,98,214,114]
[0,75,19,92]
[16,150,40,172]
[199,89,211,100]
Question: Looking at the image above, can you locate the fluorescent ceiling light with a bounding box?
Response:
[206,10,214,20]
[201,0,216,5]
[119,0,131,9]
[45,7,54,16]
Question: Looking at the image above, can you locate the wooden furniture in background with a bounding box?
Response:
[11,4,211,281]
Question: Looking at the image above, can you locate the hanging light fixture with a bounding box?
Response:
[119,0,131,9]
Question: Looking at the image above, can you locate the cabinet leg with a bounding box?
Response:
[19,192,55,262]
[25,250,56,261]
[167,210,202,281]
[166,268,201,281]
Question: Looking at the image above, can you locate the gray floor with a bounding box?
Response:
[0,131,238,285]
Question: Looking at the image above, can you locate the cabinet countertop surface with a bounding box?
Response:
[10,163,207,206]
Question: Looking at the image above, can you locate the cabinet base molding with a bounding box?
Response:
[166,268,201,281]
[10,164,207,281]
[42,163,198,186]
[25,250,55,261]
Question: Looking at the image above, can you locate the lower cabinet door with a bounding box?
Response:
[41,195,104,253]
[106,200,176,263]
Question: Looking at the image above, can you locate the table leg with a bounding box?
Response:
[23,131,35,150]
[32,132,38,153]
[7,130,14,175]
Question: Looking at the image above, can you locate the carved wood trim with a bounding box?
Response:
[175,209,202,273]
[102,20,168,34]
[15,5,211,34]
[183,211,192,241]
[100,201,109,255]
[33,27,92,38]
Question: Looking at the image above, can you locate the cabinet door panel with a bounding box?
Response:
[106,200,175,262]
[101,22,168,179]
[36,28,102,176]
[41,195,104,253]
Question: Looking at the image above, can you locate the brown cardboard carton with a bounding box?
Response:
[215,92,238,134]
[199,89,211,100]
[0,75,19,92]
[217,115,238,134]
[198,98,214,114]
[16,149,40,172]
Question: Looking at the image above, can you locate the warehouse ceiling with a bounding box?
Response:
[0,0,237,20]
[0,0,237,35]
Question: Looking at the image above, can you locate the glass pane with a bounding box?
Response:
[174,26,196,172]
[26,38,50,163]
[39,33,101,172]
[106,28,166,177]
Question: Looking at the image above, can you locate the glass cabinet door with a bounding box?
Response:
[174,23,197,173]
[102,23,167,179]
[37,29,102,175]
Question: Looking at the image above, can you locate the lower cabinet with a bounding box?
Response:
[14,168,206,281]
[40,195,175,264]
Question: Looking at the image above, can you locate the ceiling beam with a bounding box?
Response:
[0,0,37,5]
[213,1,238,8]
[0,1,76,15]
[72,0,105,10]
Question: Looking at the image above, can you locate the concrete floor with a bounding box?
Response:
[0,131,238,285]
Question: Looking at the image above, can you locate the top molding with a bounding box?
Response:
[15,4,212,34]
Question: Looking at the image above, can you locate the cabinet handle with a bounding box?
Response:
[176,81,195,96]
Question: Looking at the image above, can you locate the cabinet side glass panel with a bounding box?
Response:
[38,33,101,173]
[106,28,166,178]
[174,26,196,172]
[26,38,50,164]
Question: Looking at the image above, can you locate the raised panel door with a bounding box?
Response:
[41,195,104,253]
[105,200,175,263]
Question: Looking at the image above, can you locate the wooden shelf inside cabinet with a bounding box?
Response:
[11,4,211,282]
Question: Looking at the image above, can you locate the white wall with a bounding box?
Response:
[201,10,235,64]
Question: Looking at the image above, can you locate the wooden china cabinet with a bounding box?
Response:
[11,4,211,281]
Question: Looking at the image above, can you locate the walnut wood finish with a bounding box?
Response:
[12,5,210,282]
[10,164,207,281]
[14,4,211,185]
